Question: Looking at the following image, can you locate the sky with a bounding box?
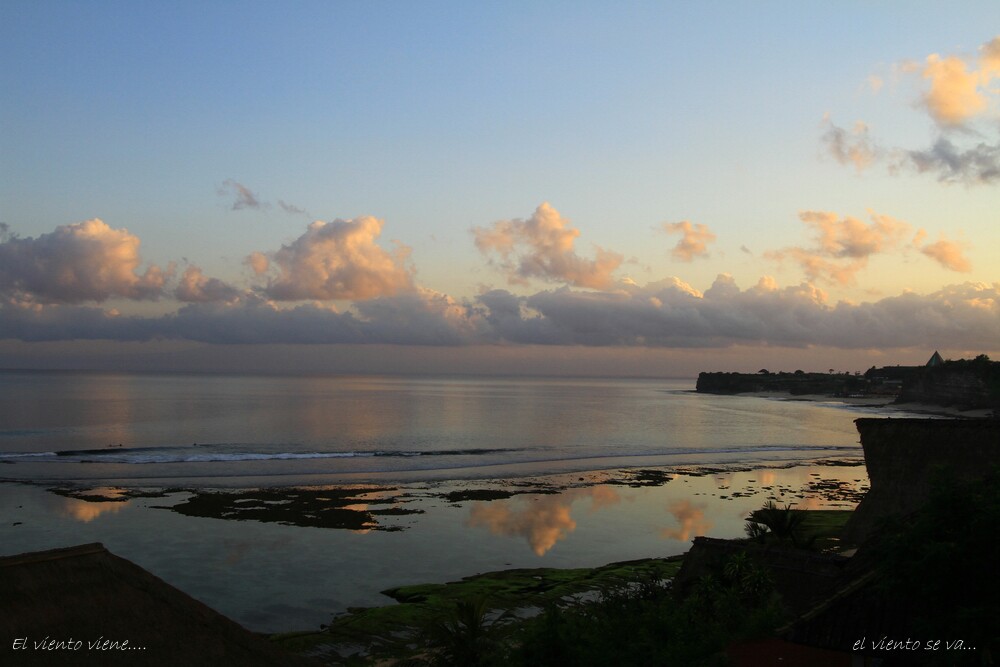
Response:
[1,2,999,377]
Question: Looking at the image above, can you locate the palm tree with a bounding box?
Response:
[425,597,507,666]
[744,500,808,547]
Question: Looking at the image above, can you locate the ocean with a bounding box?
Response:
[0,371,879,484]
[0,370,908,632]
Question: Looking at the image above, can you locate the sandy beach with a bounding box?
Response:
[742,390,995,419]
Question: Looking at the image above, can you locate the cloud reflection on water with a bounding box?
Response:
[660,499,712,541]
[467,486,622,556]
[59,497,130,523]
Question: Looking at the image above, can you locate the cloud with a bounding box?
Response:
[922,53,990,126]
[919,237,972,272]
[0,219,168,304]
[821,117,880,172]
[824,38,1000,185]
[253,217,415,301]
[247,251,269,275]
[662,220,716,262]
[473,277,1000,351]
[472,202,623,289]
[2,278,999,352]
[174,265,241,303]
[278,200,309,217]
[913,36,1000,127]
[801,210,910,259]
[218,179,267,211]
[903,136,1000,185]
[823,117,1000,185]
[765,210,911,285]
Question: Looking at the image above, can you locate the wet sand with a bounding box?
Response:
[743,391,994,418]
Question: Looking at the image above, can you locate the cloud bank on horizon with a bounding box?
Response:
[1,208,997,351]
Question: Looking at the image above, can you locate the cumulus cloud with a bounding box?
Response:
[803,210,910,259]
[218,179,267,211]
[662,220,716,262]
[766,210,911,285]
[910,36,1000,126]
[919,237,973,272]
[0,219,168,304]
[472,277,1000,350]
[174,265,241,303]
[922,52,990,126]
[472,203,623,289]
[2,278,999,352]
[253,217,415,301]
[824,37,1000,185]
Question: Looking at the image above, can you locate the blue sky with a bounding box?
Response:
[1,2,999,375]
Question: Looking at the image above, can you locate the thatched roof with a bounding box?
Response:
[0,543,317,666]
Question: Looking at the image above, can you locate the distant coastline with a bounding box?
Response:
[696,353,999,418]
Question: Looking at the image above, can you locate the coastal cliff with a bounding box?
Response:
[695,371,864,396]
[843,417,1000,543]
[895,356,1000,410]
[697,355,1000,413]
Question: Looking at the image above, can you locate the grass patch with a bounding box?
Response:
[272,557,683,664]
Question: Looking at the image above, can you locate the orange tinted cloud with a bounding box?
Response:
[824,38,1000,184]
[253,217,414,301]
[922,53,989,126]
[0,219,168,304]
[472,203,623,289]
[916,36,1000,126]
[765,210,911,285]
[920,237,972,272]
[175,265,240,303]
[662,221,717,262]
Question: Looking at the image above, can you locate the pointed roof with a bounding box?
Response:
[926,351,944,367]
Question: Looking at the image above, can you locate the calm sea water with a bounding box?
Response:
[1,370,900,632]
[0,370,880,484]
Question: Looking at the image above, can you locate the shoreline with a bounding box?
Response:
[738,390,995,419]
[1,456,869,633]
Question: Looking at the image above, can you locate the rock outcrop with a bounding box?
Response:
[843,417,1000,543]
[695,371,864,396]
[895,356,1000,410]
